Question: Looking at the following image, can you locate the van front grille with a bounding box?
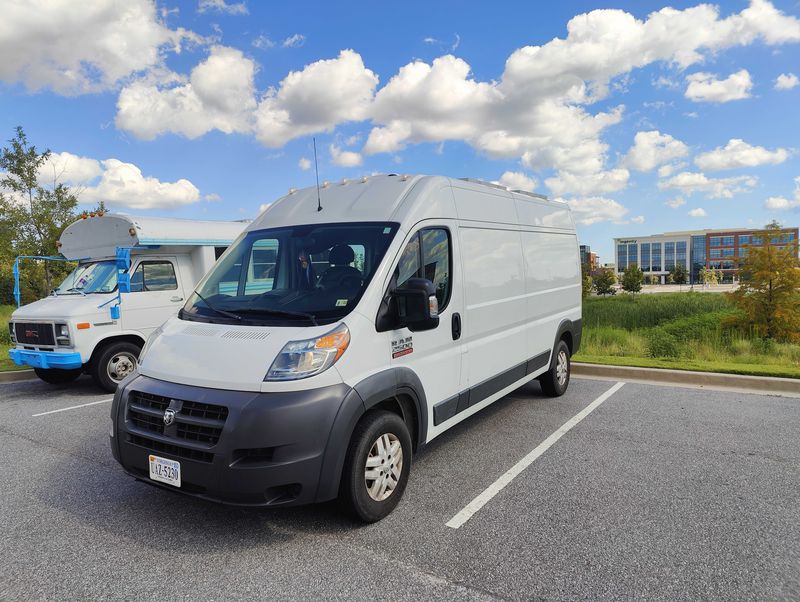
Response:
[127,434,214,463]
[14,322,55,346]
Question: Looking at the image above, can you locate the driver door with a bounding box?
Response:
[120,257,185,335]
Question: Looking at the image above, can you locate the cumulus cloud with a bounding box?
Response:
[775,72,799,90]
[694,138,789,171]
[329,144,362,167]
[298,157,312,170]
[657,162,687,178]
[684,70,753,102]
[631,215,645,224]
[622,130,689,171]
[0,0,198,94]
[545,169,629,196]
[658,171,757,198]
[497,171,538,192]
[38,152,103,186]
[198,0,247,15]
[282,34,306,48]
[665,196,686,209]
[116,46,257,139]
[688,207,707,217]
[564,197,629,225]
[764,177,800,210]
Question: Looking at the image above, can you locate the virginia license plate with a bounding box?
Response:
[148,455,181,487]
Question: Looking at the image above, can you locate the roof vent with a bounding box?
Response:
[360,176,368,183]
[511,189,548,201]
[340,178,348,186]
[322,180,330,188]
[288,187,297,194]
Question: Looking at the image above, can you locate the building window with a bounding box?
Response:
[721,236,734,246]
[628,243,638,267]
[722,248,734,257]
[665,242,675,270]
[709,236,721,247]
[641,243,651,271]
[752,236,763,245]
[617,244,627,270]
[738,235,750,246]
[651,243,662,272]
[739,247,749,257]
[710,249,721,258]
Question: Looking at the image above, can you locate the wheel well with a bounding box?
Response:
[560,330,574,355]
[89,334,145,365]
[369,395,419,451]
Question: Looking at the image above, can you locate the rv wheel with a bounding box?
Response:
[34,367,82,384]
[538,340,570,397]
[339,410,412,523]
[91,341,141,393]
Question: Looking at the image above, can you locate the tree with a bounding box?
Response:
[728,224,800,341]
[581,263,593,299]
[700,266,719,287]
[669,264,688,286]
[0,127,81,300]
[621,264,644,294]
[593,268,616,296]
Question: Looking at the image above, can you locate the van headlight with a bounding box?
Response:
[265,324,350,381]
[55,323,71,346]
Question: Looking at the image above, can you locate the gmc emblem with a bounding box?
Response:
[24,330,39,339]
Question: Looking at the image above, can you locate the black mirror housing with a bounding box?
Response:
[394,278,440,332]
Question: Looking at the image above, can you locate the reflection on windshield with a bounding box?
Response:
[55,261,118,295]
[183,222,399,326]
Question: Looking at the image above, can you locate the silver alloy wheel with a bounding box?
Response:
[107,351,137,382]
[364,432,403,502]
[556,350,569,387]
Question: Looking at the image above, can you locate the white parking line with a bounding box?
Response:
[32,398,114,417]
[446,381,626,529]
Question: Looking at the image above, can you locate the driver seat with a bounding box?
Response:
[318,245,361,289]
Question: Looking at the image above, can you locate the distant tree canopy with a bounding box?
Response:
[593,268,616,296]
[669,264,688,286]
[621,264,644,294]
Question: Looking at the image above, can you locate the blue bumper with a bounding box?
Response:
[9,349,83,370]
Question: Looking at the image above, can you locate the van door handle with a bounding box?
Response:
[452,312,461,341]
[170,296,183,302]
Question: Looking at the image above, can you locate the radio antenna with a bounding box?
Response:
[313,137,322,212]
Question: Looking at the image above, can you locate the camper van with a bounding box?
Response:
[8,214,248,391]
[110,175,582,521]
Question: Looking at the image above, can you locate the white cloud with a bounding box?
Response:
[665,196,686,209]
[695,138,789,171]
[545,169,629,196]
[684,70,753,102]
[116,45,257,139]
[658,171,757,198]
[0,0,198,94]
[329,144,362,167]
[204,193,221,201]
[688,207,707,217]
[658,162,687,178]
[254,50,378,147]
[198,0,247,15]
[78,159,201,209]
[497,171,538,192]
[564,197,629,225]
[282,34,306,48]
[252,35,275,50]
[631,215,645,224]
[622,130,688,171]
[38,152,103,186]
[298,157,312,170]
[775,72,799,90]
[764,176,800,210]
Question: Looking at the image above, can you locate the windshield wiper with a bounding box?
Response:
[193,290,243,322]
[65,287,87,296]
[233,307,318,326]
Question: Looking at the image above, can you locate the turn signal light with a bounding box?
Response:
[77,323,91,330]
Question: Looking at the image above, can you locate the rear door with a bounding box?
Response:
[120,257,185,335]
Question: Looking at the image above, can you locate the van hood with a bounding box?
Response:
[138,317,337,392]
[11,294,115,321]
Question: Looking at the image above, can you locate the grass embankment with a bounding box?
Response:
[574,293,800,379]
[1,304,25,371]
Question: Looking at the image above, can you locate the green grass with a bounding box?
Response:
[575,292,800,379]
[1,304,26,371]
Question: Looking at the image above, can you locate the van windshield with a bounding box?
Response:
[54,261,118,295]
[181,222,399,325]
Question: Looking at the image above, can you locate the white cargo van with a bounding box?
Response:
[8,214,247,391]
[111,175,582,521]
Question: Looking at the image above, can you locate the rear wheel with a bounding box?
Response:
[91,341,141,393]
[33,367,82,385]
[339,410,412,522]
[538,340,571,397]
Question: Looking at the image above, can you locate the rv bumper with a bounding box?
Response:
[9,348,83,370]
[111,374,360,507]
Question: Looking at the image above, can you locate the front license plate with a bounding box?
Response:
[148,455,181,487]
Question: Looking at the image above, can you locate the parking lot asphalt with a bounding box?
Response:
[1,375,798,601]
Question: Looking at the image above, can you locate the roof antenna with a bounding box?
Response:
[313,137,322,212]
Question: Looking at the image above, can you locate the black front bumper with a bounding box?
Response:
[111,374,355,507]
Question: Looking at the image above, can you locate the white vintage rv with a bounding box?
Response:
[110,175,582,521]
[8,214,247,391]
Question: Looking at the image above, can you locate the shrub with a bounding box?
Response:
[646,328,681,358]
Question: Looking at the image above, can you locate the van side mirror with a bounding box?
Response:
[393,278,440,332]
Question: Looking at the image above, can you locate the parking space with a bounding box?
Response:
[1,375,798,600]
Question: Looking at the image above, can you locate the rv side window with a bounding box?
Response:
[395,228,452,310]
[129,261,178,292]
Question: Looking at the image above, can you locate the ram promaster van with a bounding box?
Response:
[111,175,582,521]
[9,214,247,391]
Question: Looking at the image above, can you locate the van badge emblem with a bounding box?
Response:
[163,409,176,426]
[391,336,413,359]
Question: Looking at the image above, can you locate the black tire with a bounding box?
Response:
[339,410,412,523]
[538,340,571,397]
[34,367,82,384]
[91,341,141,393]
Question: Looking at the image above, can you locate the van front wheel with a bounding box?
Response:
[91,341,141,393]
[339,410,412,523]
[538,340,570,397]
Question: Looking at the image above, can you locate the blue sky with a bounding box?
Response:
[1,0,799,262]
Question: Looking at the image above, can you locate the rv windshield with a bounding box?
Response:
[182,222,399,326]
[55,261,118,295]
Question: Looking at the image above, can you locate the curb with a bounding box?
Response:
[572,362,800,397]
[0,369,36,383]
